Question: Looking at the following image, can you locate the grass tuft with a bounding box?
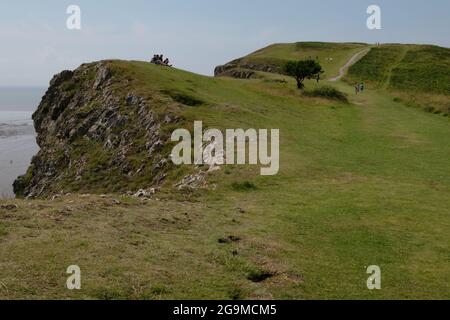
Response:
[231,181,257,192]
[162,90,204,106]
[246,269,275,283]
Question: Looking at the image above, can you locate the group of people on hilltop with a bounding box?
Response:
[151,54,172,67]
[355,82,365,94]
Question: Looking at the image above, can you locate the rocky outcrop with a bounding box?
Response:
[215,68,256,80]
[14,61,180,198]
[214,59,282,79]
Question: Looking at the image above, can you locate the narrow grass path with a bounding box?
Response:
[382,46,409,90]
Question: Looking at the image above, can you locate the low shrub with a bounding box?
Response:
[304,86,349,103]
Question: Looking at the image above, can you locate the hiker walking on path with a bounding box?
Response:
[359,83,365,92]
[355,82,365,95]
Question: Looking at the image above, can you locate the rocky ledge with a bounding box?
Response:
[214,58,282,79]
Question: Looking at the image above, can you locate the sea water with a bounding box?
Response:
[0,111,39,198]
[0,88,43,198]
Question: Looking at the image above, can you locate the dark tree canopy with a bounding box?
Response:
[283,59,324,89]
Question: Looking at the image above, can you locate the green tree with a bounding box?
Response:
[283,59,324,89]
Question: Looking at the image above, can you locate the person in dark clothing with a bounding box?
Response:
[151,54,172,67]
[359,83,365,92]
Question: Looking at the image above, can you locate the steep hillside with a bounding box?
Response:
[345,44,450,114]
[215,42,369,79]
[2,43,450,299]
[14,62,181,197]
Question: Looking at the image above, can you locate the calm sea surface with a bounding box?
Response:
[0,87,44,198]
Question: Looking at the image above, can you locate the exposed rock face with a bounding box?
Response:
[215,68,256,80]
[214,58,281,79]
[14,61,178,198]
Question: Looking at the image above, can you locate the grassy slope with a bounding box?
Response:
[2,58,450,299]
[345,44,450,114]
[223,42,369,79]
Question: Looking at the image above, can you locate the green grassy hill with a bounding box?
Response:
[215,42,369,79]
[345,44,450,114]
[2,43,450,299]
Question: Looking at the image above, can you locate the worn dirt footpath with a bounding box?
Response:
[328,48,371,81]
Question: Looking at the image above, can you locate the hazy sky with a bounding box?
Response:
[0,0,449,86]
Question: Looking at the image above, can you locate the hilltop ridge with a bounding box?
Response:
[215,42,369,79]
[215,41,450,115]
